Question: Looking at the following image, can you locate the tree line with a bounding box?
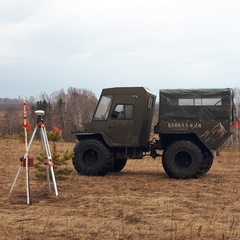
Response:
[1,87,240,142]
[1,87,97,141]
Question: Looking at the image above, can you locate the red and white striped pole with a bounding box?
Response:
[23,100,31,204]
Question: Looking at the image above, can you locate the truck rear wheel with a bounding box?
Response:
[72,138,113,176]
[199,151,213,175]
[162,140,204,179]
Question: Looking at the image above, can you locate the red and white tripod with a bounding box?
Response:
[9,108,58,204]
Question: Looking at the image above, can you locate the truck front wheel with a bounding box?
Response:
[162,140,204,179]
[72,138,113,176]
[112,158,127,172]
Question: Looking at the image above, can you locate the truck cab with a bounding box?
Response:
[75,87,156,148]
[73,87,156,176]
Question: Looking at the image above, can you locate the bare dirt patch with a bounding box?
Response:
[1,139,240,239]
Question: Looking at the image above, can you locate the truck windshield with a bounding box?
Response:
[93,95,113,120]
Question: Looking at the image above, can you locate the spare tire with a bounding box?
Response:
[162,140,204,179]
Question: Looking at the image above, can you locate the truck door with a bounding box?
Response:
[105,94,137,146]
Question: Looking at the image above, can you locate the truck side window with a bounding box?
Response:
[112,104,133,119]
[148,96,154,109]
[178,98,222,106]
[93,95,113,120]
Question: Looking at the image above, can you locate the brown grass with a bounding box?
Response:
[1,139,240,239]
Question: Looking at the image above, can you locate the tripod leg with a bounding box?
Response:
[46,165,51,192]
[26,125,38,153]
[39,127,51,192]
[9,165,22,194]
[40,126,58,198]
[50,165,59,198]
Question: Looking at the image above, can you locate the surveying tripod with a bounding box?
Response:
[9,110,58,204]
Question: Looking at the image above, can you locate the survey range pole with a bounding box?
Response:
[23,101,31,204]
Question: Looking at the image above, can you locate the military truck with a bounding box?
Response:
[72,87,234,179]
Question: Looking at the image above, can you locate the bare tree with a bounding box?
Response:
[34,87,97,141]
[0,87,97,141]
[3,107,22,135]
[66,87,97,124]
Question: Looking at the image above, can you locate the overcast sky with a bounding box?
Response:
[1,0,240,99]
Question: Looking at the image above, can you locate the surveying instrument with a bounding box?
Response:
[9,108,59,204]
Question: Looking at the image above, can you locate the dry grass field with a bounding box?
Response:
[1,138,240,239]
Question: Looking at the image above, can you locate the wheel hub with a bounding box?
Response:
[82,149,98,166]
[174,151,192,169]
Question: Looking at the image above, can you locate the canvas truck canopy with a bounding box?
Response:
[159,88,232,122]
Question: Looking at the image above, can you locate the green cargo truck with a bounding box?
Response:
[72,87,234,179]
